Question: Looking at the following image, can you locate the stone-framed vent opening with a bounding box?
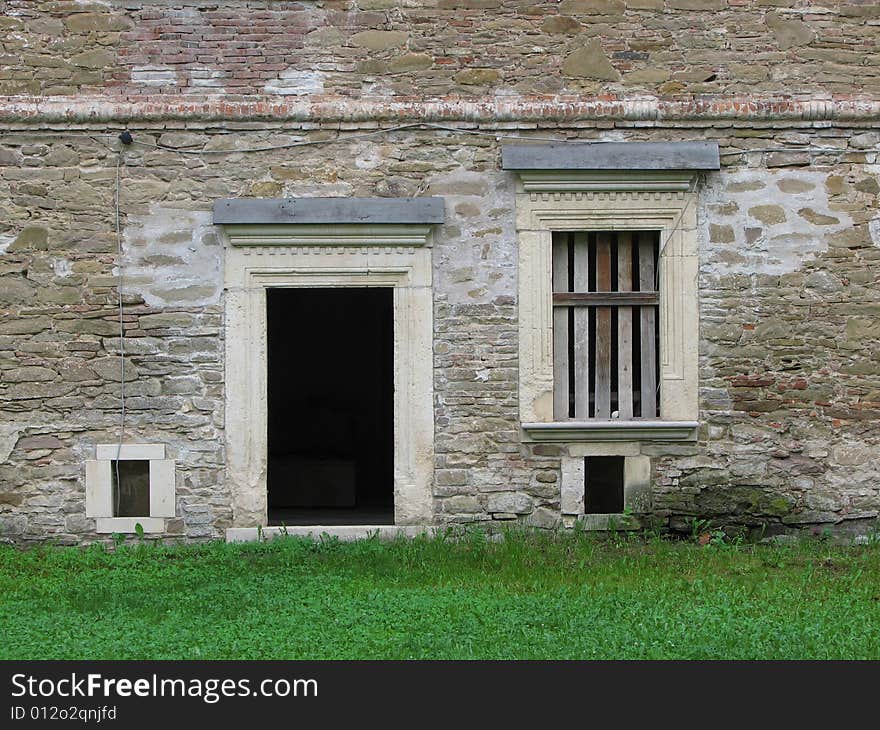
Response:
[111,459,151,518]
[85,444,176,534]
[266,287,394,526]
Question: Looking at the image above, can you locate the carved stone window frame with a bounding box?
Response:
[221,223,435,529]
[513,170,701,442]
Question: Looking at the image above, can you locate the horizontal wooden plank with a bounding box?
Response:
[553,292,659,307]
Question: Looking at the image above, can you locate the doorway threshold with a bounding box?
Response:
[226,525,438,543]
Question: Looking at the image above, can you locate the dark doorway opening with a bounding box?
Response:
[267,287,394,525]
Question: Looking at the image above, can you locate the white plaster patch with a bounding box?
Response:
[282,182,354,197]
[131,65,177,87]
[429,170,517,303]
[353,142,382,170]
[120,207,222,307]
[869,217,880,247]
[264,69,324,96]
[361,79,396,96]
[703,169,853,276]
[187,66,227,92]
[0,235,13,255]
[867,164,880,248]
[52,258,73,278]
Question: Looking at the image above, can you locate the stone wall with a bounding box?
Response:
[1,1,878,98]
[0,0,878,543]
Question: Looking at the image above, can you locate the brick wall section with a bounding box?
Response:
[1,0,879,99]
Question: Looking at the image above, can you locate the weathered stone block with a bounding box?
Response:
[436,469,468,486]
[0,277,36,305]
[90,357,139,382]
[7,226,49,252]
[541,16,581,35]
[525,508,560,530]
[57,318,118,336]
[562,40,619,80]
[798,208,839,226]
[388,54,432,73]
[17,435,63,450]
[765,12,814,50]
[443,495,481,513]
[139,313,194,329]
[350,30,408,52]
[559,0,624,13]
[2,366,56,383]
[709,224,735,243]
[69,49,115,69]
[64,13,133,33]
[454,69,500,86]
[748,205,786,225]
[487,492,533,514]
[0,317,52,335]
[622,68,669,84]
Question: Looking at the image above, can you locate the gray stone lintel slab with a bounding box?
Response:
[213,197,445,225]
[502,141,720,171]
[522,420,700,442]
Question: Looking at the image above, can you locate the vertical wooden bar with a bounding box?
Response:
[594,232,612,419]
[552,234,570,420]
[617,232,634,420]
[639,232,657,418]
[572,232,590,419]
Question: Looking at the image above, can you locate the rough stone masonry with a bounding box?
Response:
[0,0,878,544]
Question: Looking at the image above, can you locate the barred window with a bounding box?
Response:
[551,230,660,421]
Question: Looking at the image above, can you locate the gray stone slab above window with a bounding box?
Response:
[213,197,445,225]
[501,141,720,171]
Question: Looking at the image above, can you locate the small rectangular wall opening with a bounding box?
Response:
[267,287,394,526]
[111,460,150,517]
[584,456,624,514]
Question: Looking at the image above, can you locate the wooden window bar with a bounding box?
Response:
[551,230,660,421]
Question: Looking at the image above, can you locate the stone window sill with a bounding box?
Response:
[521,420,699,442]
[95,517,165,534]
[576,514,642,531]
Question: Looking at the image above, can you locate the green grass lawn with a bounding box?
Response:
[2,530,879,659]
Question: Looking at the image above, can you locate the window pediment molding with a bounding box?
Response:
[516,190,697,259]
[221,223,435,248]
[517,170,698,193]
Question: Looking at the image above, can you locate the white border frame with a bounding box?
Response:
[222,226,435,528]
[85,443,175,533]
